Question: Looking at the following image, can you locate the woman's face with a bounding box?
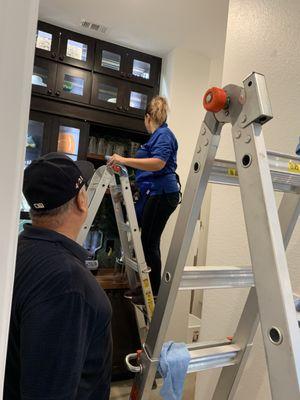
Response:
[144,114,152,133]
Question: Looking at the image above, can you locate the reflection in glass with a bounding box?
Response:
[98,83,118,103]
[57,125,80,160]
[130,91,148,110]
[32,65,48,87]
[132,59,151,80]
[66,40,88,62]
[63,74,84,96]
[101,50,121,71]
[25,120,44,167]
[36,30,52,51]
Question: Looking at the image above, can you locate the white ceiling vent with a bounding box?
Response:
[80,20,108,34]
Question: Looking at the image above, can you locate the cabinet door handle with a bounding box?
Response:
[47,89,53,95]
[59,55,64,61]
[120,72,125,77]
[124,107,129,112]
[55,90,61,96]
[51,52,56,58]
[127,73,132,78]
[117,106,123,111]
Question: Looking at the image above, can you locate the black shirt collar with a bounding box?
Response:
[21,224,89,263]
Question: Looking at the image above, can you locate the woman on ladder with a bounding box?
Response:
[108,96,180,300]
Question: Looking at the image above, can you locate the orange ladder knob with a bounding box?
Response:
[203,87,227,113]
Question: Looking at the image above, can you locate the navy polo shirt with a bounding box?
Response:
[4,224,112,400]
[135,123,179,195]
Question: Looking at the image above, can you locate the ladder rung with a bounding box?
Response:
[124,257,139,272]
[180,266,254,290]
[187,342,241,373]
[119,222,131,232]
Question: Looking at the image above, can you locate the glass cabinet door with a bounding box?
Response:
[94,41,127,78]
[124,84,153,117]
[52,118,89,161]
[35,21,60,60]
[59,30,95,70]
[25,115,49,167]
[31,57,57,95]
[126,51,160,87]
[91,74,124,111]
[55,65,92,104]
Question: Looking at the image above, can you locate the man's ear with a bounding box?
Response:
[76,187,88,213]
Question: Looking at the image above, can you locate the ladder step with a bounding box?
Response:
[124,257,139,272]
[180,266,254,290]
[186,341,241,373]
[119,222,131,232]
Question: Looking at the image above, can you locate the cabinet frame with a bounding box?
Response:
[32,57,58,96]
[50,117,90,160]
[59,29,95,70]
[35,21,60,60]
[55,64,92,104]
[91,74,125,111]
[124,83,153,117]
[94,40,127,78]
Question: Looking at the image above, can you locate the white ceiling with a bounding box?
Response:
[38,0,229,58]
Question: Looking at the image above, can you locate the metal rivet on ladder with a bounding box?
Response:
[245,135,251,143]
[242,114,247,123]
[197,146,201,154]
[204,139,209,146]
[164,272,171,283]
[268,327,283,345]
[201,128,206,135]
[235,131,241,139]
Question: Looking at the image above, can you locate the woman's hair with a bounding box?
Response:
[145,96,169,126]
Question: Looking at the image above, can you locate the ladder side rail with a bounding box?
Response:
[109,174,137,289]
[212,192,300,400]
[134,114,223,400]
[77,167,111,245]
[119,175,155,319]
[229,120,300,399]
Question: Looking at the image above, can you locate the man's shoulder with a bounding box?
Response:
[15,236,103,308]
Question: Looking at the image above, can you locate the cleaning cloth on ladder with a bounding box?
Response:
[158,341,191,400]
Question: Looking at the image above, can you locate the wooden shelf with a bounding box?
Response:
[87,153,106,161]
[94,269,129,290]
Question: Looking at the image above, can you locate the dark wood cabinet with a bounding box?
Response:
[94,40,161,87]
[91,74,154,117]
[59,29,95,70]
[126,50,160,87]
[94,41,127,78]
[25,111,53,167]
[124,83,153,117]
[91,74,124,111]
[55,65,92,104]
[35,21,60,60]
[32,57,57,96]
[50,117,89,160]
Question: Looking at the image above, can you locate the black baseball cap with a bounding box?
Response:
[23,152,94,212]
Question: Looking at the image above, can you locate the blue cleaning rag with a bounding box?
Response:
[158,341,191,400]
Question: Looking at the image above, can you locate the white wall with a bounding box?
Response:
[196,0,300,398]
[0,0,39,395]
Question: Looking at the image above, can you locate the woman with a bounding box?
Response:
[108,96,180,298]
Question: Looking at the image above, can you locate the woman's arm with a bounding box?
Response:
[107,154,166,171]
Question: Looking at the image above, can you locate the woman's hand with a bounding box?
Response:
[107,154,126,167]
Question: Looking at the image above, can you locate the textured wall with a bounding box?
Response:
[196,0,300,398]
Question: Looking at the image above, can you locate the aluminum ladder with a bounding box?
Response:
[126,72,300,400]
[77,164,155,329]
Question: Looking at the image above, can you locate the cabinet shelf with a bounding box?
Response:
[87,153,106,161]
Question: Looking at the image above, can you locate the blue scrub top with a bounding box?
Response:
[135,123,179,195]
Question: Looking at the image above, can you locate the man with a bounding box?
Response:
[4,153,112,400]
